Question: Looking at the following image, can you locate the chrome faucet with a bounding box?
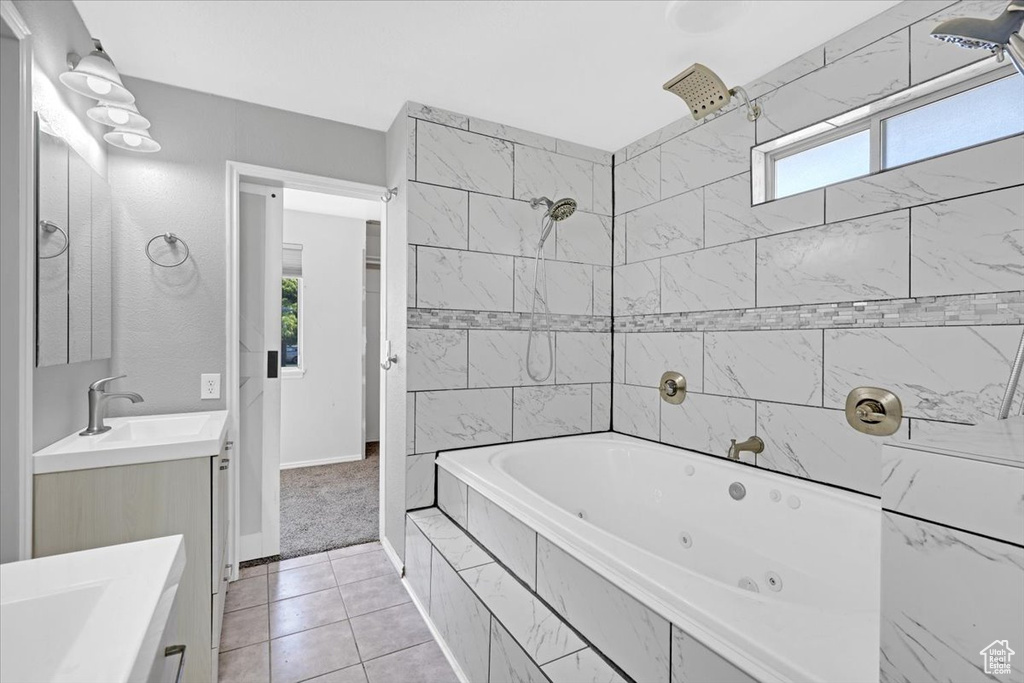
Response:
[727,435,764,461]
[80,375,144,436]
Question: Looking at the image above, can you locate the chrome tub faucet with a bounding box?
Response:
[727,435,764,461]
[80,375,144,436]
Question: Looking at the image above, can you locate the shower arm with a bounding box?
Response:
[729,86,761,122]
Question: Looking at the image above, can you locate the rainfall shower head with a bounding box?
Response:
[530,196,577,222]
[931,1,1024,74]
[663,63,761,122]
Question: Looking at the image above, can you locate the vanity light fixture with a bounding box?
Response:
[59,39,134,105]
[88,101,151,130]
[104,127,161,153]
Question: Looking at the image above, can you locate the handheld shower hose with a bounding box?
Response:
[525,196,577,382]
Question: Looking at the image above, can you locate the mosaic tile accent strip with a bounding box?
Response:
[614,291,1023,334]
[409,308,612,333]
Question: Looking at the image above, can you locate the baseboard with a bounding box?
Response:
[402,575,470,683]
[239,532,263,563]
[380,534,404,574]
[279,453,363,470]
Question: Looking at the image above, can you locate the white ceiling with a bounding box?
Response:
[284,189,381,221]
[73,0,899,151]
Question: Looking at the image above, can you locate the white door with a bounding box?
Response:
[380,188,407,563]
[238,183,283,561]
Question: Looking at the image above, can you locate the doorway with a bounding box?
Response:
[226,163,393,568]
[277,189,381,557]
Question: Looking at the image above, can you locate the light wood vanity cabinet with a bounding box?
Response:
[34,440,232,683]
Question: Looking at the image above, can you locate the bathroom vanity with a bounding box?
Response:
[0,536,186,683]
[33,411,231,683]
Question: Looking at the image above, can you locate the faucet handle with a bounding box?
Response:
[89,374,127,391]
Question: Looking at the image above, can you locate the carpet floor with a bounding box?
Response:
[278,443,379,559]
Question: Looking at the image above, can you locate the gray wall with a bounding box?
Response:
[11,0,114,453]
[106,77,385,418]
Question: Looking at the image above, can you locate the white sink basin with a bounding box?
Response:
[0,536,185,683]
[102,413,212,443]
[1,582,109,682]
[33,410,228,474]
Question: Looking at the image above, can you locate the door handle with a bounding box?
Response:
[164,645,186,683]
[268,350,279,378]
[380,340,398,371]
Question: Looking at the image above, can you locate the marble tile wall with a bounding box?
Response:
[403,104,613,511]
[607,6,1024,681]
[880,512,1024,683]
[611,0,1024,500]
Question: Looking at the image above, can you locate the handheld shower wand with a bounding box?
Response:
[930,1,1024,75]
[526,196,577,383]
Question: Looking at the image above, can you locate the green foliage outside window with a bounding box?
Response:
[282,277,299,367]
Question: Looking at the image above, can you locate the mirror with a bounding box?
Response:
[35,117,112,367]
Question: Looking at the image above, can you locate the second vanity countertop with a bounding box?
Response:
[33,410,229,474]
[0,536,186,683]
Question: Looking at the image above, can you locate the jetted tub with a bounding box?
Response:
[436,432,881,683]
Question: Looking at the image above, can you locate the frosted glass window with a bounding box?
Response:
[883,75,1024,169]
[774,130,870,199]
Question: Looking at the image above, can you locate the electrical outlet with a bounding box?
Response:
[201,373,221,400]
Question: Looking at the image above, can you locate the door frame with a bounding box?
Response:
[225,161,387,575]
[2,0,35,561]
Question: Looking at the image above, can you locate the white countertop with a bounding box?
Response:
[890,416,1023,468]
[0,536,186,683]
[33,410,229,474]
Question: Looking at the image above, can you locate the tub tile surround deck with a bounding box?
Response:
[406,506,631,683]
[431,436,883,683]
[418,471,765,683]
[219,541,458,683]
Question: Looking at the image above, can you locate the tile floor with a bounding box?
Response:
[220,542,459,683]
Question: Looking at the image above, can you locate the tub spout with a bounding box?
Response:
[727,436,764,461]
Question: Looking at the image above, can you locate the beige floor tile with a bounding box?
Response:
[218,641,270,683]
[306,664,368,683]
[225,575,268,612]
[350,602,433,661]
[239,564,269,579]
[270,587,348,639]
[328,542,382,561]
[220,604,269,652]
[363,641,458,683]
[270,561,337,602]
[331,550,394,586]
[270,621,360,683]
[339,573,410,617]
[269,552,330,573]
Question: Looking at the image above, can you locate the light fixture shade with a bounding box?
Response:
[88,101,151,129]
[104,127,160,153]
[59,49,135,105]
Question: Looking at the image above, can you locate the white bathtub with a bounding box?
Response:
[437,432,881,683]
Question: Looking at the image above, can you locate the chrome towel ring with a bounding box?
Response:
[146,232,190,268]
[38,220,69,259]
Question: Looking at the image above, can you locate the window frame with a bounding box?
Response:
[755,58,1019,203]
[281,275,305,378]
